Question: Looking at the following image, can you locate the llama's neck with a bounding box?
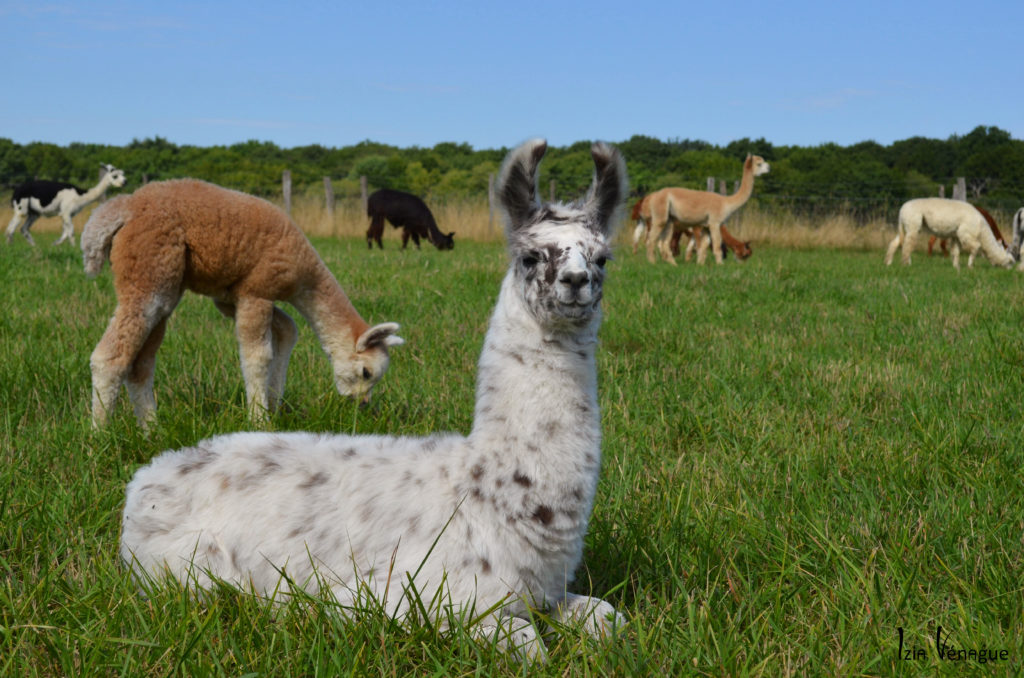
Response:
[291,267,369,358]
[75,176,114,208]
[719,161,757,217]
[469,273,602,485]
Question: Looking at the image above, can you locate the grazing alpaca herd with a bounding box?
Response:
[5,141,1024,664]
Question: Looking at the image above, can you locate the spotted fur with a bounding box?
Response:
[120,139,628,663]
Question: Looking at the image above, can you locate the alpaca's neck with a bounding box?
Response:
[469,274,602,482]
[75,176,113,208]
[291,267,369,357]
[719,161,757,216]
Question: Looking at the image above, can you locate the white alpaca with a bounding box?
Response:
[82,179,402,428]
[1010,206,1024,267]
[884,198,1014,270]
[119,140,628,662]
[6,164,126,246]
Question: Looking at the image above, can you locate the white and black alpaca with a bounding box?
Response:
[6,164,127,246]
[120,139,628,661]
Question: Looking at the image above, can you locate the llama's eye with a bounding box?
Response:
[362,367,372,380]
[595,256,607,268]
[521,253,539,269]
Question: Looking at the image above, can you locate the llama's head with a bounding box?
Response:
[496,139,627,333]
[736,241,753,260]
[433,231,455,250]
[340,322,404,405]
[100,164,127,188]
[746,155,770,177]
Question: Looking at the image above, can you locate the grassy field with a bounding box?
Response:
[2,230,1023,676]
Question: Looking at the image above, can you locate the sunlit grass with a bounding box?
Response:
[2,232,1023,676]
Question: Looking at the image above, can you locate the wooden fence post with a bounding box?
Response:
[550,179,556,203]
[323,176,334,219]
[282,170,292,215]
[360,176,368,213]
[938,184,945,198]
[954,177,966,201]
[718,179,727,195]
[706,177,715,192]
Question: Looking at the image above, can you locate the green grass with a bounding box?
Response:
[2,234,1023,676]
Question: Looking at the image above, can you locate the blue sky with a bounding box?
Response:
[3,0,1022,151]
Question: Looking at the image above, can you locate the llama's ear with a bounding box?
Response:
[582,142,628,237]
[357,322,404,352]
[497,138,547,232]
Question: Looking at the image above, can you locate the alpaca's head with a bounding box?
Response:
[339,322,404,405]
[746,155,770,177]
[433,231,455,250]
[101,164,127,188]
[496,139,627,333]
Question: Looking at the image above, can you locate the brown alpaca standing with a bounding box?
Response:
[82,179,403,428]
[642,155,769,265]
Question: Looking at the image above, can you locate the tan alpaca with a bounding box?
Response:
[82,179,403,428]
[643,155,769,265]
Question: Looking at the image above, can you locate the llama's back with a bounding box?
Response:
[81,194,132,277]
[121,430,471,602]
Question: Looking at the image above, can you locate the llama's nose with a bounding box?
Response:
[559,269,589,290]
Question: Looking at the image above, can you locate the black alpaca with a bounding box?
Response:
[366,189,454,250]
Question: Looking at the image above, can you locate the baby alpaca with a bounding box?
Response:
[83,179,402,427]
[7,164,126,246]
[884,197,1014,270]
[119,140,628,662]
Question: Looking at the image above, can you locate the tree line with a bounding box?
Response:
[2,125,1022,220]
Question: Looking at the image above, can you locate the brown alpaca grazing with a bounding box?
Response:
[82,179,403,428]
[670,223,752,261]
[366,189,454,250]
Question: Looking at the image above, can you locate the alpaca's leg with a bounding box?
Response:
[884,233,902,266]
[708,223,725,264]
[900,229,917,266]
[54,210,75,246]
[949,239,961,270]
[266,307,298,410]
[553,593,626,640]
[644,222,662,264]
[684,227,700,262]
[367,215,384,249]
[20,214,38,246]
[473,614,547,664]
[233,297,276,421]
[124,316,169,429]
[91,300,175,427]
[696,228,711,265]
[5,204,26,244]
[630,222,645,254]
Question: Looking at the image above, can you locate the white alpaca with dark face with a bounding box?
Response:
[6,164,126,246]
[119,139,628,662]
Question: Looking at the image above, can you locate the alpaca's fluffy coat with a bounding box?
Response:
[83,179,402,427]
[119,140,628,661]
[885,197,1014,270]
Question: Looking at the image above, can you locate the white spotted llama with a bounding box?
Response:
[119,138,628,662]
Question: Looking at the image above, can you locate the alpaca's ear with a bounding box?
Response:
[582,142,628,238]
[497,138,547,232]
[357,322,404,352]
